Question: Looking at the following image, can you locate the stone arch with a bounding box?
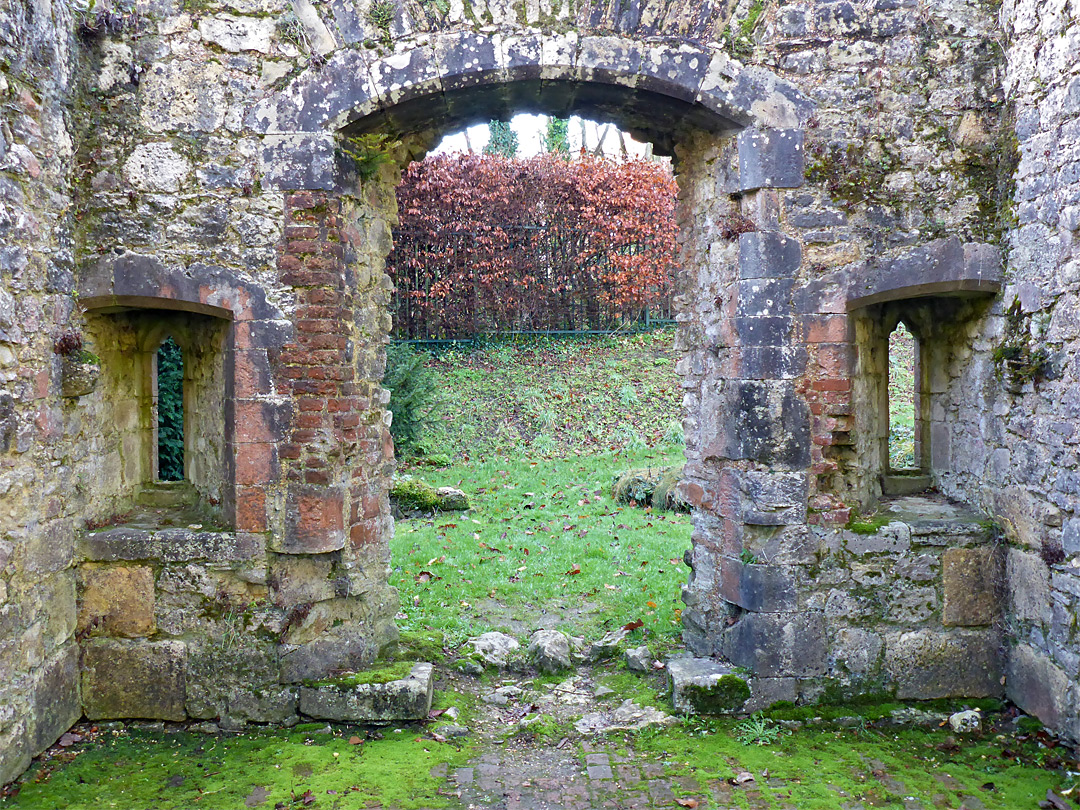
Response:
[249,34,811,191]
[242,23,821,687]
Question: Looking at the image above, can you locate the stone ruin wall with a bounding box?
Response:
[1,0,1079,786]
[0,0,84,784]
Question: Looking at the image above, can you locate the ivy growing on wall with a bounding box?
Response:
[157,337,184,482]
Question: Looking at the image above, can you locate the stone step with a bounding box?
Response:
[881,473,933,496]
[136,482,198,508]
[667,657,751,715]
[298,662,434,722]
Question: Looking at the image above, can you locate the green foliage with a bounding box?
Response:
[483,120,518,157]
[367,0,396,40]
[734,713,790,746]
[414,330,682,462]
[993,301,1052,389]
[339,133,401,182]
[157,337,184,482]
[275,11,309,50]
[543,117,570,155]
[384,342,439,453]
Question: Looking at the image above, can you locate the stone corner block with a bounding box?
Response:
[81,639,187,722]
[667,657,750,714]
[298,662,434,722]
[943,547,999,626]
[738,230,802,281]
[737,128,804,191]
[30,645,81,757]
[78,564,156,638]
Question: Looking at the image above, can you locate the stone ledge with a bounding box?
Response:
[80,527,264,563]
[298,663,434,722]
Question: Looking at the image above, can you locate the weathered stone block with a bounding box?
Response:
[26,520,74,574]
[667,657,750,714]
[298,663,434,722]
[719,559,797,612]
[738,128,805,190]
[280,635,378,683]
[269,555,339,608]
[720,611,827,678]
[845,522,911,555]
[1005,549,1051,624]
[275,485,346,554]
[943,547,999,626]
[884,629,1002,699]
[228,686,299,724]
[82,639,187,721]
[1007,643,1079,737]
[78,564,155,638]
[29,645,80,756]
[738,231,802,280]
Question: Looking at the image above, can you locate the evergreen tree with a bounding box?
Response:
[483,120,518,157]
[543,117,570,155]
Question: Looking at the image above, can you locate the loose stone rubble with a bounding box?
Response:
[1,0,1078,787]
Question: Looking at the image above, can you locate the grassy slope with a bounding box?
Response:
[416,329,683,462]
[394,329,691,646]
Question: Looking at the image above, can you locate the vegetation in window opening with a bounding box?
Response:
[888,323,917,469]
[157,337,184,482]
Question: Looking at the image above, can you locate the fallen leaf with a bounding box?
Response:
[566,564,581,575]
[348,736,363,745]
[676,799,699,808]
[622,619,644,631]
[646,601,657,609]
[415,571,434,582]
[652,660,665,670]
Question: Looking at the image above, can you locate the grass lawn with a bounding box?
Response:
[392,445,691,647]
[393,329,691,647]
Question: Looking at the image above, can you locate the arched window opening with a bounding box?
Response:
[156,336,184,482]
[888,322,918,472]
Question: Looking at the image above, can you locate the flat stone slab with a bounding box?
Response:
[667,657,750,714]
[298,663,434,722]
[574,699,676,734]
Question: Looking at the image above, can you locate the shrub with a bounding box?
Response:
[384,343,439,454]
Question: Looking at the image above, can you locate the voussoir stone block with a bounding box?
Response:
[82,639,187,721]
[943,547,999,626]
[78,564,155,638]
[298,663,434,722]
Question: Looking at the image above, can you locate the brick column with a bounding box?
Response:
[266,190,398,681]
